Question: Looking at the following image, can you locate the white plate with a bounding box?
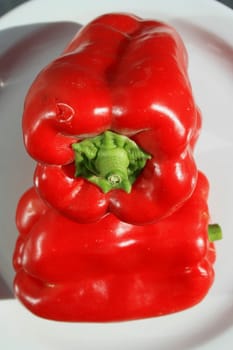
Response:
[0,0,233,349]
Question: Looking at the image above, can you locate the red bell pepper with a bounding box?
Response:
[13,172,218,322]
[22,13,201,224]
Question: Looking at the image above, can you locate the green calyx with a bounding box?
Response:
[208,224,223,242]
[72,130,151,193]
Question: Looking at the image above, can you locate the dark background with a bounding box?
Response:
[0,0,233,17]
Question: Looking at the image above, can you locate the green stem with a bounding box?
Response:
[72,130,151,193]
[208,224,222,242]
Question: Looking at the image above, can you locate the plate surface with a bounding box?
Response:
[0,0,233,349]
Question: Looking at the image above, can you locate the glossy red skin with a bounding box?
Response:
[13,172,216,322]
[22,13,201,225]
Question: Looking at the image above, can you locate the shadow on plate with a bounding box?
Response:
[0,21,81,298]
